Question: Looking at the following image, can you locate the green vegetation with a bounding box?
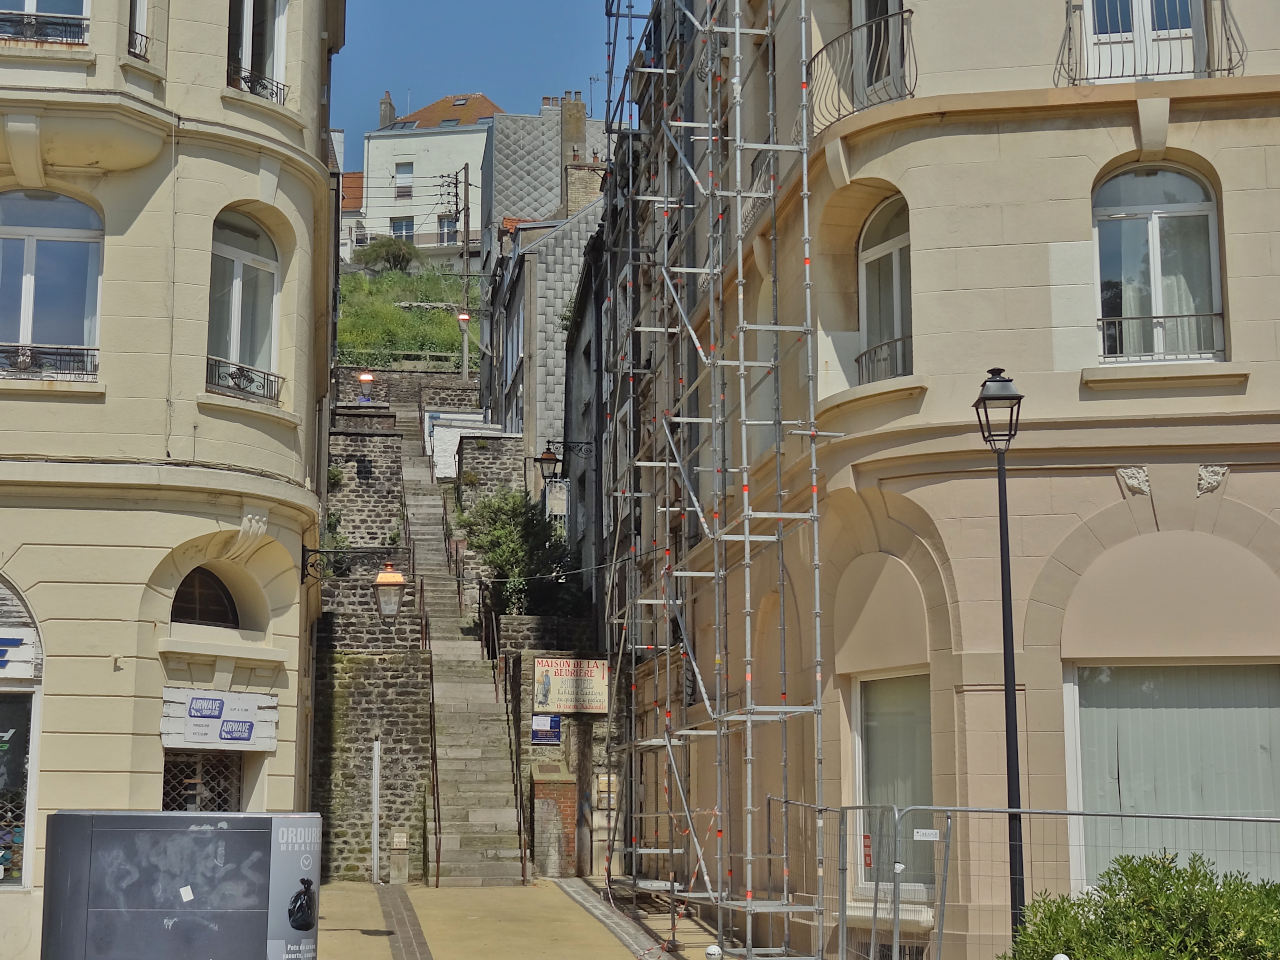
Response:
[337,268,481,368]
[457,489,584,616]
[1007,853,1280,960]
[352,236,418,272]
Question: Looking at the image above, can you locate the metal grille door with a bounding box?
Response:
[162,751,243,812]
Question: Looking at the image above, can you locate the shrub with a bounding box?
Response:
[1007,852,1280,960]
[457,488,585,616]
[352,236,418,272]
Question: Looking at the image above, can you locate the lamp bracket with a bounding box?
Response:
[300,546,412,584]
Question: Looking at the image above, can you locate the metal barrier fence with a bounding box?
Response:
[766,801,1280,960]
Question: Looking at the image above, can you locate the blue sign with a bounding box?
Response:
[0,637,21,669]
[220,720,255,742]
[188,697,225,719]
[531,715,561,746]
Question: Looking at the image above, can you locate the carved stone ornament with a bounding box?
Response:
[222,502,272,563]
[1116,466,1150,496]
[1197,464,1229,498]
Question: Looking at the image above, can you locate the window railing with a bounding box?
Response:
[0,11,88,44]
[1100,313,1225,363]
[1055,0,1245,84]
[206,356,283,403]
[0,343,98,381]
[128,29,150,61]
[855,335,912,386]
[227,62,288,105]
[807,11,916,140]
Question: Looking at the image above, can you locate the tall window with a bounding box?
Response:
[1076,665,1280,882]
[0,692,32,885]
[394,162,413,200]
[128,0,148,58]
[390,217,414,242]
[857,195,912,385]
[1093,166,1222,362]
[0,191,102,381]
[227,0,288,103]
[859,675,933,889]
[207,211,280,400]
[1085,0,1204,80]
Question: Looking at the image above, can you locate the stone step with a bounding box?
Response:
[435,848,522,863]
[434,875,524,887]
[429,820,519,835]
[433,782,514,798]
[429,640,484,660]
[434,702,504,715]
[432,761,512,776]
[435,862,524,879]
[436,832,521,851]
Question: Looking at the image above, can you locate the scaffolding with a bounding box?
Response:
[600,1,826,956]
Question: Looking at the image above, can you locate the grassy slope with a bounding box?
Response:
[336,270,481,365]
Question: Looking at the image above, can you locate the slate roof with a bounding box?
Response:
[394,92,503,130]
[488,107,608,225]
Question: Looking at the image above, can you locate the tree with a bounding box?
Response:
[353,235,418,272]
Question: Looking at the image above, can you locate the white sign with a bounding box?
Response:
[913,828,940,842]
[161,687,279,752]
[0,628,38,680]
[533,658,608,714]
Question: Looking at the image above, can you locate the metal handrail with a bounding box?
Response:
[854,335,913,385]
[128,29,149,60]
[1055,0,1246,85]
[806,11,916,140]
[0,343,97,381]
[206,355,284,403]
[487,599,529,883]
[419,574,443,887]
[227,61,289,105]
[0,11,87,44]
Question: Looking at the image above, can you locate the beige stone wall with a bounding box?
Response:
[0,1,340,953]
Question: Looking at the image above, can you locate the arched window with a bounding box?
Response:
[207,210,280,400]
[1093,166,1223,362]
[172,567,240,629]
[857,195,911,384]
[0,190,102,380]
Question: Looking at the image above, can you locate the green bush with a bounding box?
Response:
[352,236,418,272]
[1007,853,1280,960]
[457,489,585,616]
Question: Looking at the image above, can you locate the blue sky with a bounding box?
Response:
[332,1,612,170]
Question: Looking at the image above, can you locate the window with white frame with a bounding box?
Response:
[437,215,458,245]
[207,211,281,401]
[857,674,933,889]
[128,0,149,58]
[857,196,912,385]
[390,217,414,242]
[0,0,88,43]
[227,0,288,103]
[1093,166,1223,363]
[0,190,102,381]
[394,162,413,201]
[1072,664,1280,884]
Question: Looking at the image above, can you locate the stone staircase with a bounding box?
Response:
[397,402,524,886]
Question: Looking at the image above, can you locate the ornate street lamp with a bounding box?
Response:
[973,367,1025,935]
[357,370,375,401]
[372,562,407,621]
[535,445,562,482]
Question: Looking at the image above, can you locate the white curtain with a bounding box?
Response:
[1158,213,1213,355]
[862,675,933,887]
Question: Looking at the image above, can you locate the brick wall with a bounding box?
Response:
[455,434,525,507]
[328,429,404,548]
[532,777,576,877]
[335,366,480,410]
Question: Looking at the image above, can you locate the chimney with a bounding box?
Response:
[542,96,551,107]
[574,90,582,102]
[560,92,589,214]
[378,90,396,128]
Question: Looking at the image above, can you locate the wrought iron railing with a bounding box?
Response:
[855,335,912,385]
[128,29,150,61]
[227,62,289,105]
[0,12,88,44]
[206,355,284,403]
[1100,313,1225,362]
[1055,0,1245,84]
[807,11,916,140]
[0,343,98,381]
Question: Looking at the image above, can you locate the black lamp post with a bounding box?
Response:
[973,367,1025,936]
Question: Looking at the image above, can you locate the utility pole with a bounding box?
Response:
[461,162,470,381]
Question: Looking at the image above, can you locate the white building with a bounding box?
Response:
[342,91,500,269]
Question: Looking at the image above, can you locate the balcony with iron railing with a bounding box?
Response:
[1055,0,1244,84]
[807,11,916,141]
[0,11,87,44]
[206,356,283,404]
[855,335,913,385]
[1100,313,1225,363]
[816,331,914,398]
[227,62,288,106]
[128,29,150,61]
[0,343,98,381]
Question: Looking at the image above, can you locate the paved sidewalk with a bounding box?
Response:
[318,880,656,960]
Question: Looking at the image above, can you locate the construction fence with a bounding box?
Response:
[761,801,1280,960]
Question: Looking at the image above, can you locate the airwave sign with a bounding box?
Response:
[0,628,38,680]
[161,687,279,752]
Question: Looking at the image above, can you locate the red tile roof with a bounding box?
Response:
[341,172,363,213]
[393,93,503,130]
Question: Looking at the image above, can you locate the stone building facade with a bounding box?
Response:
[0,1,345,953]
